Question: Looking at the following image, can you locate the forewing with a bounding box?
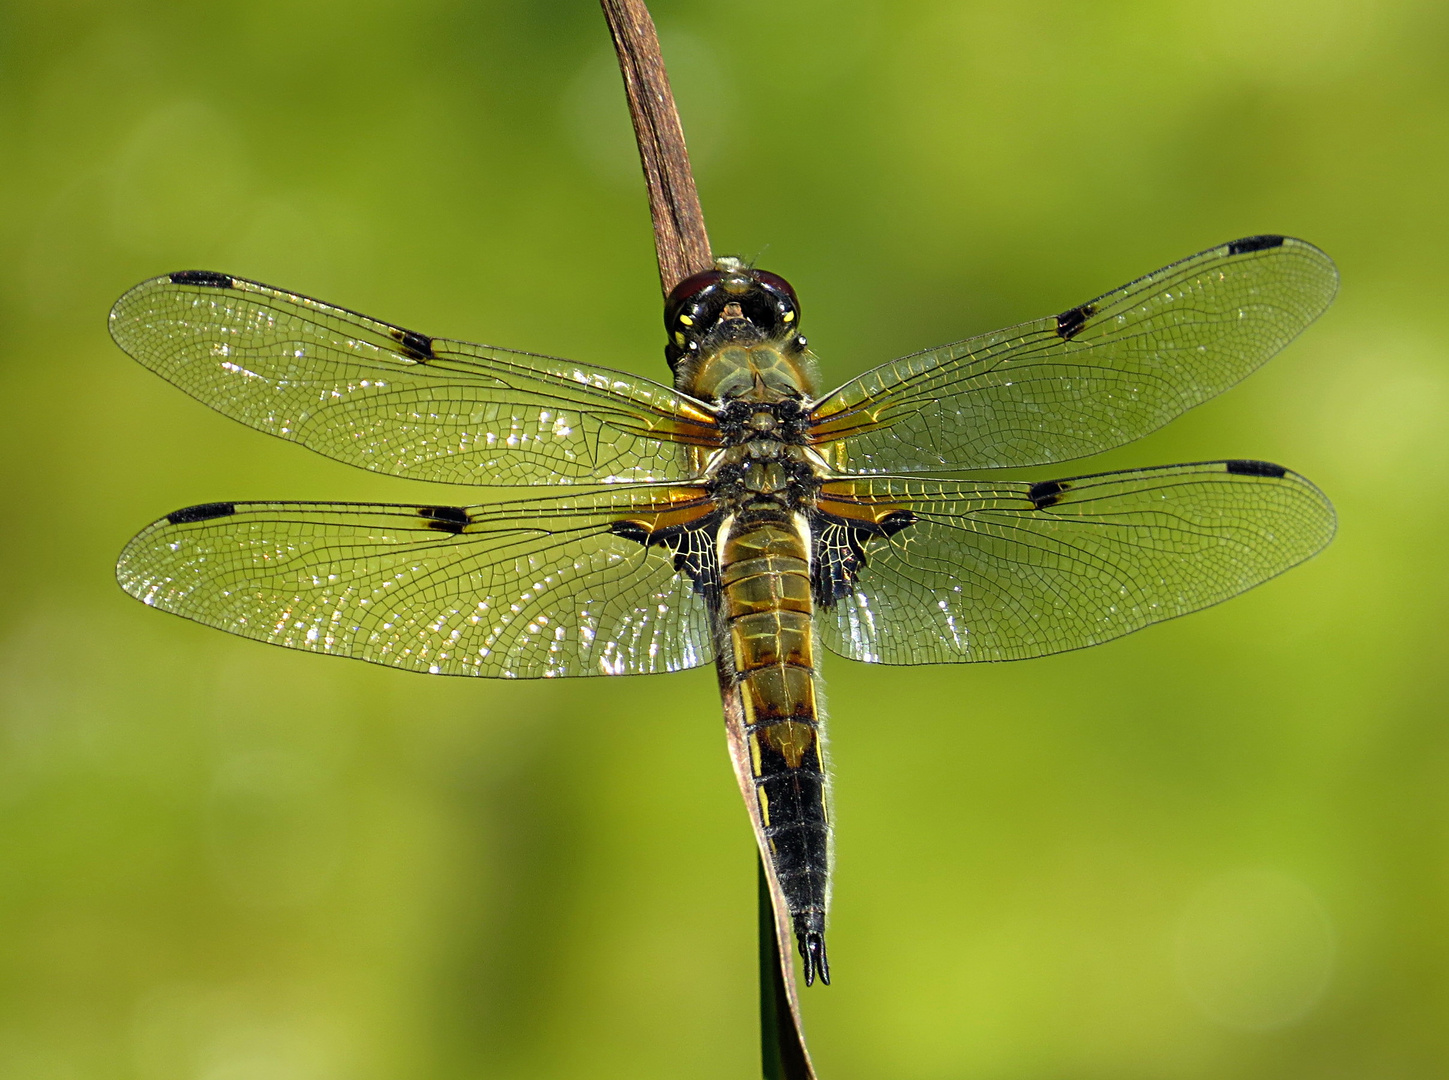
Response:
[116,486,718,678]
[110,272,719,486]
[809,237,1337,472]
[813,461,1335,664]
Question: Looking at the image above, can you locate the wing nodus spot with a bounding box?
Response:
[1028,479,1071,509]
[1225,459,1287,478]
[1227,235,1285,256]
[169,270,235,288]
[167,501,236,525]
[391,327,435,361]
[419,505,470,533]
[1055,302,1096,340]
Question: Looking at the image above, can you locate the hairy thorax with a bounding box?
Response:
[685,333,830,517]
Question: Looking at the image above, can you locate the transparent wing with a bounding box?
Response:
[116,486,718,678]
[809,236,1337,472]
[813,460,1335,664]
[110,272,720,486]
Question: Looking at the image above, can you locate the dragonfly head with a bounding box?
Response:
[665,258,816,400]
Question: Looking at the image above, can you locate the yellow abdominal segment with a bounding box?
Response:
[718,507,831,930]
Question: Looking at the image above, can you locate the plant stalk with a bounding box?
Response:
[600,2,817,1075]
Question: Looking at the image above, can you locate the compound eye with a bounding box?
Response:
[664,270,725,330]
[752,269,800,325]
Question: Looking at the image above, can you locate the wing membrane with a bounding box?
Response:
[809,237,1337,472]
[116,486,717,678]
[110,273,719,486]
[813,461,1335,664]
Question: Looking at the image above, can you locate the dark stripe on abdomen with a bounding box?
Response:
[720,507,831,984]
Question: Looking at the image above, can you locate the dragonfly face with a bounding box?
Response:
[111,236,1339,988]
[666,257,819,402]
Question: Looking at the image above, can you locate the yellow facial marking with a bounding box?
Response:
[679,313,694,326]
[763,720,816,769]
[674,331,685,345]
[782,310,795,322]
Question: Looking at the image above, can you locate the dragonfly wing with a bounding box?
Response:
[812,461,1335,664]
[116,485,719,678]
[809,236,1338,472]
[110,272,719,486]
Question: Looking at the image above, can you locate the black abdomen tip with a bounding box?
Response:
[793,913,830,987]
[166,501,236,525]
[798,931,830,987]
[169,270,235,288]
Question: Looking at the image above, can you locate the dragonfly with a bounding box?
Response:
[112,235,1337,987]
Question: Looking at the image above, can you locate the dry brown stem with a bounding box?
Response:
[600,0,714,294]
[599,2,817,1076]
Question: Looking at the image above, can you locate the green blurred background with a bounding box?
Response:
[2,0,1446,1077]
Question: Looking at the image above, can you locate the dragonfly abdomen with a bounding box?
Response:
[719,507,831,985]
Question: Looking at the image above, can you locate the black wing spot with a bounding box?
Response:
[1028,479,1071,509]
[391,327,435,361]
[169,270,235,288]
[1227,235,1285,256]
[167,501,236,525]
[1054,302,1095,340]
[419,505,470,533]
[665,526,720,593]
[812,521,862,606]
[877,510,917,536]
[812,510,918,607]
[609,518,719,593]
[1225,459,1287,478]
[609,520,651,544]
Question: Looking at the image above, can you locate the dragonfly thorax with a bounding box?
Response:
[716,397,809,447]
[710,447,818,507]
[689,342,816,403]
